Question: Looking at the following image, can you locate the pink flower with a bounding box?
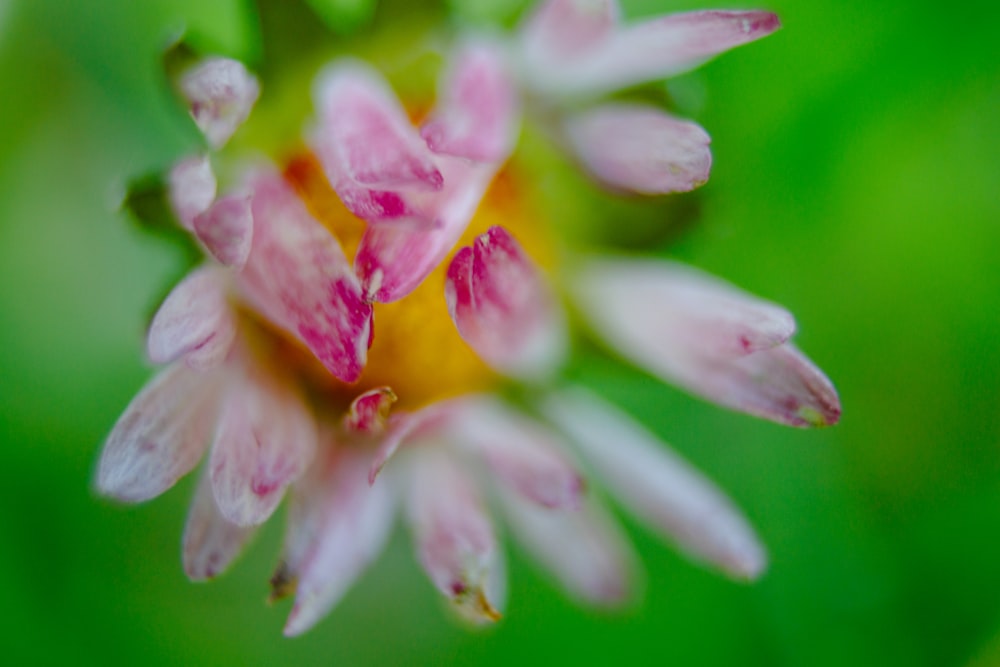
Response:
[97,0,839,634]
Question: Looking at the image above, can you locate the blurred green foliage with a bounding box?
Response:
[1,0,999,665]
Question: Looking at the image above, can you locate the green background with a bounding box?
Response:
[1,0,998,665]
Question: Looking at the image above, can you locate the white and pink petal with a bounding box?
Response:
[97,364,222,502]
[193,193,254,269]
[168,154,216,231]
[571,258,838,427]
[180,57,260,149]
[519,0,621,64]
[147,266,236,370]
[445,226,566,379]
[277,446,396,637]
[182,471,256,581]
[354,159,497,303]
[500,489,634,606]
[444,397,583,510]
[564,104,712,194]
[314,60,442,192]
[544,388,767,579]
[238,169,372,383]
[420,41,519,163]
[522,9,780,99]
[209,360,317,526]
[406,450,502,622]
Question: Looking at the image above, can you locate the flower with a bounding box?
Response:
[97,0,839,634]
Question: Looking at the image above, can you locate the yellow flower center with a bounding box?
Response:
[283,152,553,411]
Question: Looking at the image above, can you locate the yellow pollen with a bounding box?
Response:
[284,152,553,410]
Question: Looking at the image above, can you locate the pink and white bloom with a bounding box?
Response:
[97,0,839,636]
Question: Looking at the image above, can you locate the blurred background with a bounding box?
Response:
[1,0,998,665]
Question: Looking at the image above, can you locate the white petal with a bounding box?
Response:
[194,193,254,269]
[420,40,519,163]
[97,364,221,502]
[209,359,317,526]
[572,258,839,427]
[180,57,260,149]
[544,388,767,579]
[407,450,502,622]
[313,59,442,191]
[521,10,780,99]
[565,104,712,194]
[168,154,216,231]
[444,397,583,509]
[182,471,256,581]
[500,488,634,606]
[278,446,395,637]
[147,266,236,370]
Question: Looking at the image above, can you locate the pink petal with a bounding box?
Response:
[420,41,519,163]
[209,361,317,526]
[565,104,712,194]
[354,158,497,303]
[96,364,221,502]
[193,193,254,269]
[519,0,620,62]
[407,451,502,623]
[544,388,767,579]
[180,57,260,149]
[168,154,216,231]
[147,266,236,371]
[343,387,397,434]
[182,472,256,581]
[444,226,566,378]
[237,169,372,383]
[500,489,634,606]
[523,9,780,98]
[314,59,442,192]
[278,446,395,637]
[445,397,583,509]
[573,259,839,427]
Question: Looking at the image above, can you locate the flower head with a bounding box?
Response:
[97,0,838,633]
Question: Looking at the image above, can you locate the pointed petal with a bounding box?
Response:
[571,258,838,426]
[209,361,317,526]
[168,154,216,231]
[525,10,780,98]
[712,342,842,428]
[545,388,767,579]
[355,159,496,303]
[420,41,519,163]
[96,364,221,502]
[500,489,634,606]
[180,57,260,149]
[147,266,236,370]
[565,104,712,194]
[278,447,395,637]
[445,398,583,510]
[575,259,796,357]
[519,0,620,62]
[182,471,256,581]
[238,169,372,383]
[407,451,501,623]
[343,387,397,434]
[194,193,254,269]
[444,226,566,378]
[314,59,442,191]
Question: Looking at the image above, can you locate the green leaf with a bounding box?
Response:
[304,0,377,35]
